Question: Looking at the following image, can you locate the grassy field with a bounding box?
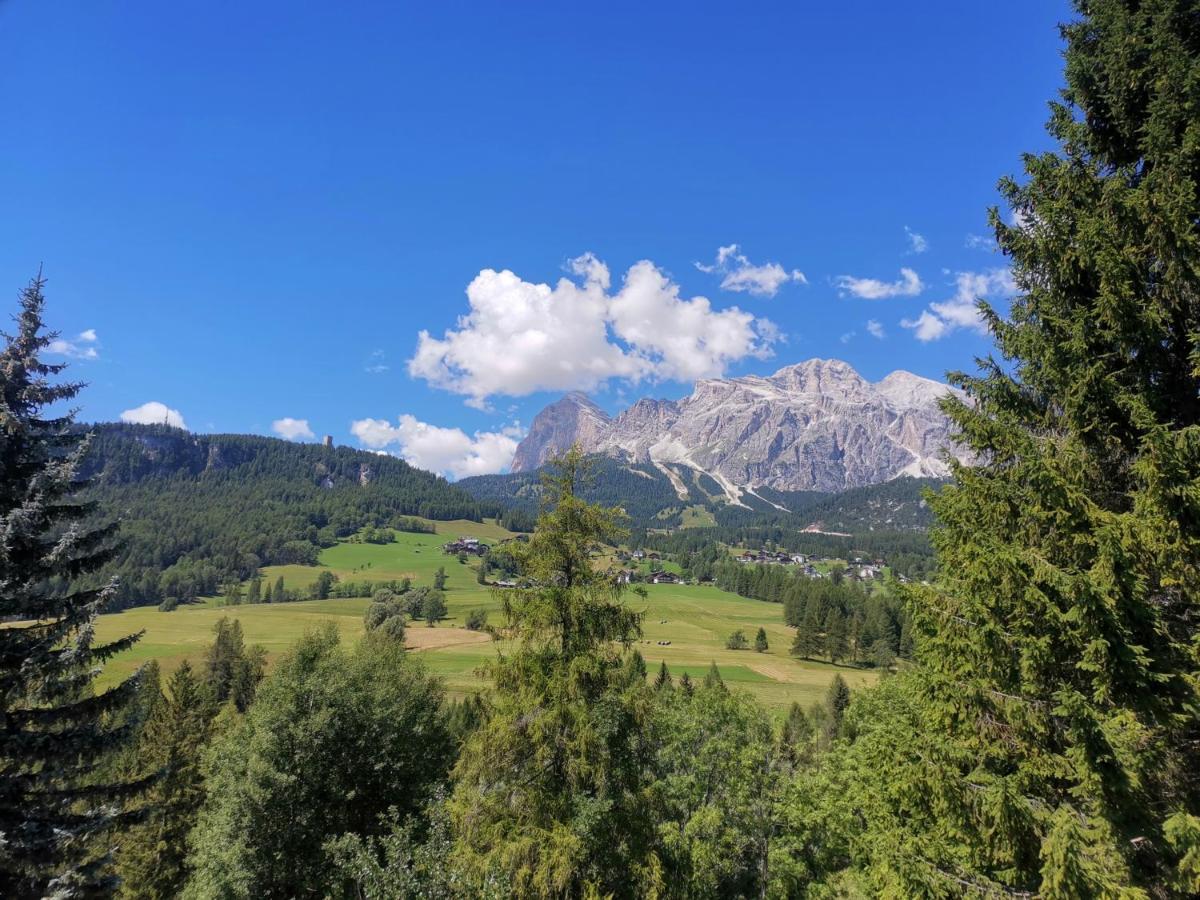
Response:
[93,521,877,713]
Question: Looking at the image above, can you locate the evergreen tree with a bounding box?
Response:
[822,674,850,743]
[790,606,821,660]
[678,672,694,697]
[703,660,725,691]
[271,575,285,603]
[790,3,1200,894]
[202,617,264,712]
[653,659,673,692]
[448,447,654,897]
[822,609,847,664]
[245,575,261,605]
[0,276,145,896]
[116,662,214,899]
[754,626,769,653]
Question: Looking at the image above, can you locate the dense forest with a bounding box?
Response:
[459,457,942,532]
[76,424,484,609]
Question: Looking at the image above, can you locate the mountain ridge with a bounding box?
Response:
[510,359,967,495]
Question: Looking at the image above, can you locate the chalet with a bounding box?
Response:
[650,571,680,585]
[494,579,517,589]
[443,537,489,556]
[631,549,646,561]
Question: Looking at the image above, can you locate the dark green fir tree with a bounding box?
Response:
[786,3,1200,895]
[0,276,145,896]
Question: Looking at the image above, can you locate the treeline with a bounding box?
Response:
[75,424,483,609]
[704,557,910,667]
[647,526,936,581]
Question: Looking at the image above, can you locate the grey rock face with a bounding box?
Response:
[511,360,967,496]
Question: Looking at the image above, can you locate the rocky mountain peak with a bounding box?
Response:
[509,359,968,495]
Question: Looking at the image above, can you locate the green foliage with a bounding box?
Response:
[422,588,447,626]
[785,4,1200,894]
[76,423,483,609]
[648,680,779,898]
[0,276,145,896]
[449,447,655,897]
[184,625,452,898]
[115,662,215,899]
[202,617,265,713]
[725,629,748,650]
[754,626,769,652]
[464,608,488,631]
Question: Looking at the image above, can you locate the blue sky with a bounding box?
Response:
[0,0,1072,477]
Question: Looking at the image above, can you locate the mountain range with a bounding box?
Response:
[509,359,967,499]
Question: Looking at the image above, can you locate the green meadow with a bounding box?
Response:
[93,521,876,712]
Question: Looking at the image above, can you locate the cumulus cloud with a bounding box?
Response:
[120,401,187,429]
[866,319,885,339]
[904,227,928,254]
[695,244,806,296]
[48,329,100,360]
[409,254,778,407]
[835,267,924,300]
[272,417,315,440]
[349,415,522,479]
[901,268,1016,342]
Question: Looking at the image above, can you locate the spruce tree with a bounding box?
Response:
[0,276,145,896]
[792,3,1200,894]
[115,662,214,900]
[448,447,654,897]
[653,659,673,691]
[754,626,769,653]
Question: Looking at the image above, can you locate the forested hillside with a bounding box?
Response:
[77,424,484,609]
[458,455,941,531]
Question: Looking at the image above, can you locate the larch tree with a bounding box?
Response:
[0,276,145,896]
[448,447,657,898]
[791,2,1200,895]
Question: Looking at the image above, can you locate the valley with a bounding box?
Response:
[93,521,881,712]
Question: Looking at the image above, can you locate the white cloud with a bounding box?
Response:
[901,268,1016,342]
[839,331,856,344]
[48,329,100,360]
[866,319,885,339]
[349,415,522,479]
[695,244,806,296]
[120,401,187,429]
[965,233,996,251]
[272,417,315,441]
[904,227,928,254]
[409,254,778,407]
[835,267,924,300]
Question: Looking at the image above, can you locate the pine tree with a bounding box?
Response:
[822,609,847,664]
[653,659,673,692]
[245,576,261,605]
[0,276,145,895]
[679,671,694,697]
[116,662,214,899]
[448,447,654,897]
[792,4,1200,894]
[271,575,285,603]
[202,618,264,712]
[790,604,821,660]
[822,674,850,743]
[754,626,769,653]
